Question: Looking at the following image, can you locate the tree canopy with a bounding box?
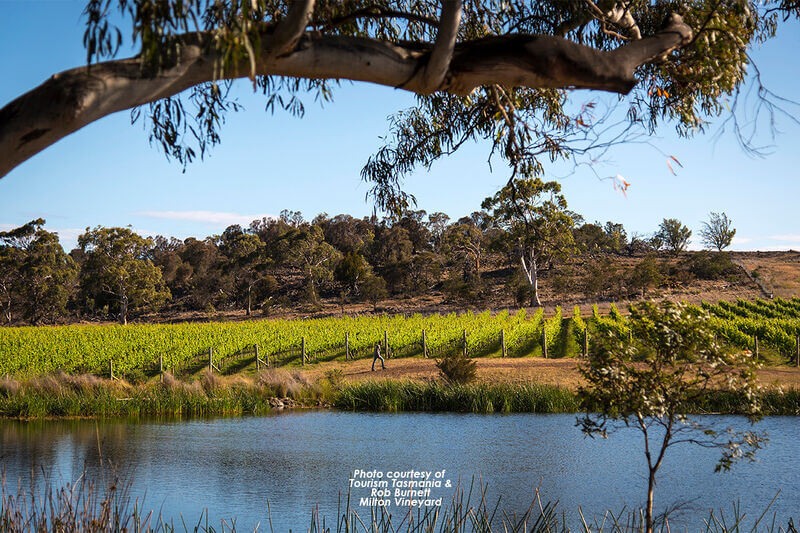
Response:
[1,1,797,207]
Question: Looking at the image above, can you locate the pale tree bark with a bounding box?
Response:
[0,13,692,179]
[246,284,252,316]
[119,290,128,325]
[519,247,542,307]
[412,0,463,93]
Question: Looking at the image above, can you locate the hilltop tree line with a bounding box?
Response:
[1,181,738,325]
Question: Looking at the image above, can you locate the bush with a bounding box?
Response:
[324,368,345,388]
[442,275,484,303]
[435,352,477,384]
[505,271,533,306]
[680,251,738,280]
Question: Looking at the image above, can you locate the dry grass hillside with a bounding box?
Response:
[141,250,800,323]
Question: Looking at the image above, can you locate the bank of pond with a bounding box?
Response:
[1,371,799,418]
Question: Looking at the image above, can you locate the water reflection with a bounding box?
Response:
[1,412,798,531]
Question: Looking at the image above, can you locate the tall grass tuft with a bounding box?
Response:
[0,370,327,419]
[333,380,579,413]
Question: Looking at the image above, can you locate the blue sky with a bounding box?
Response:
[1,1,799,251]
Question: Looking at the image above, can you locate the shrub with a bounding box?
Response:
[435,352,477,384]
[680,251,738,280]
[324,367,345,388]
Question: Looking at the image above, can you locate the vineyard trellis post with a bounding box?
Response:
[542,328,548,359]
[753,335,759,360]
[384,331,389,359]
[501,329,506,357]
[208,347,214,373]
[109,359,114,380]
[422,330,427,358]
[159,354,163,382]
[796,335,799,368]
[301,337,306,365]
[463,330,467,357]
[583,329,589,358]
[345,332,350,361]
[255,344,260,370]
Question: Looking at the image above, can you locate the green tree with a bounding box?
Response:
[627,254,662,298]
[0,220,45,322]
[0,219,76,325]
[700,212,736,251]
[482,178,578,306]
[78,227,170,324]
[442,222,484,280]
[654,218,692,255]
[218,225,272,316]
[360,275,388,312]
[17,230,77,325]
[289,224,341,304]
[0,242,22,323]
[578,301,765,533]
[1,2,795,209]
[335,252,370,301]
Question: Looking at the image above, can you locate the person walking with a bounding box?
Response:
[372,342,385,371]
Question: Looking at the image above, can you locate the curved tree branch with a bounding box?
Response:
[0,14,691,180]
[266,0,316,57]
[415,0,463,93]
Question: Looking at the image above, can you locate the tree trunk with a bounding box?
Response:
[520,249,542,307]
[246,285,252,316]
[119,293,128,325]
[645,469,656,533]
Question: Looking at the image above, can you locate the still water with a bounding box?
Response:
[1,412,798,531]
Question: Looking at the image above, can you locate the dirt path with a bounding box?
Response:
[302,357,800,391]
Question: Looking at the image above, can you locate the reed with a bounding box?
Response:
[1,373,798,418]
[0,370,327,419]
[1,471,795,533]
[332,380,800,415]
[333,380,580,413]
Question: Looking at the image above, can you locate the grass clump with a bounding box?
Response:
[333,380,578,414]
[0,370,327,419]
[435,352,477,384]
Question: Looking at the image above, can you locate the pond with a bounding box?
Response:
[1,412,798,531]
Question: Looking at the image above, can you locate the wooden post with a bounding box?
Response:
[301,337,306,365]
[109,359,114,380]
[255,344,260,371]
[629,329,633,344]
[583,329,589,359]
[542,328,548,359]
[796,335,799,368]
[463,329,468,357]
[501,329,506,358]
[422,330,427,358]
[159,354,163,382]
[345,332,350,361]
[754,335,759,360]
[384,331,389,358]
[208,347,214,372]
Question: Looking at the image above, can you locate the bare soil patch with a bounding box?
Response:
[302,356,800,392]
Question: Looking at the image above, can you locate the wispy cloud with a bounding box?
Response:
[133,210,274,227]
[766,234,800,243]
[731,236,753,245]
